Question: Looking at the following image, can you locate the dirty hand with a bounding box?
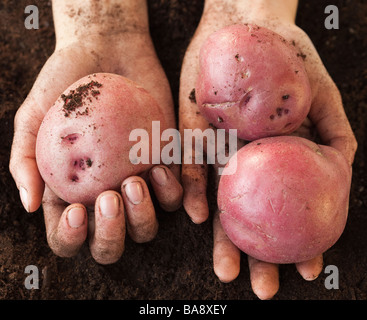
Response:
[9,0,182,264]
[179,0,357,299]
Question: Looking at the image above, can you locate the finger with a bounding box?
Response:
[89,191,125,265]
[10,105,45,212]
[213,211,240,283]
[309,79,357,166]
[149,165,183,212]
[181,163,209,224]
[9,53,84,212]
[248,256,279,300]
[179,83,210,224]
[296,254,323,281]
[179,28,213,225]
[121,176,158,243]
[42,186,87,258]
[10,155,44,213]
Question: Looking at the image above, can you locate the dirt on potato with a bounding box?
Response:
[0,0,366,300]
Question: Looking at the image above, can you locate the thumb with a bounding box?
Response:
[309,80,357,166]
[9,101,45,212]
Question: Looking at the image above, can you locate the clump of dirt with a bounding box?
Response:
[61,80,102,117]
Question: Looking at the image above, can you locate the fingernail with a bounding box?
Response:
[124,181,143,205]
[20,187,29,212]
[67,206,85,229]
[100,193,120,218]
[151,167,168,186]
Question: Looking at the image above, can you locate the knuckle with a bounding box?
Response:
[91,241,124,265]
[13,106,24,128]
[160,189,183,212]
[8,158,17,177]
[351,135,358,153]
[128,216,158,243]
[47,231,77,258]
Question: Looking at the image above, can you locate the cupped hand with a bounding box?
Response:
[179,3,357,299]
[9,32,182,264]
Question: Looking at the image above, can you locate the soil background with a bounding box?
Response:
[0,0,366,300]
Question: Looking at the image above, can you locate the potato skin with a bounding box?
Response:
[218,136,351,264]
[36,73,167,206]
[196,24,312,141]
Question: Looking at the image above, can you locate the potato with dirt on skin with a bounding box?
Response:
[217,136,351,264]
[195,24,312,141]
[36,73,167,207]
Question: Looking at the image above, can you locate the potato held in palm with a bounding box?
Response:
[218,136,351,264]
[36,73,167,206]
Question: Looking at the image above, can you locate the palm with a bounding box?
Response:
[179,15,355,299]
[10,37,182,264]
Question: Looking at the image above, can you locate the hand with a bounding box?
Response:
[179,0,357,299]
[9,0,182,264]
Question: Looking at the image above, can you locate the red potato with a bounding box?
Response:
[217,136,351,264]
[36,73,167,206]
[196,24,312,141]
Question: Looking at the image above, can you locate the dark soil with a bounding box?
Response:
[0,0,366,300]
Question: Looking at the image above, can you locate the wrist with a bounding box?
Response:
[52,0,150,50]
[203,0,298,25]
